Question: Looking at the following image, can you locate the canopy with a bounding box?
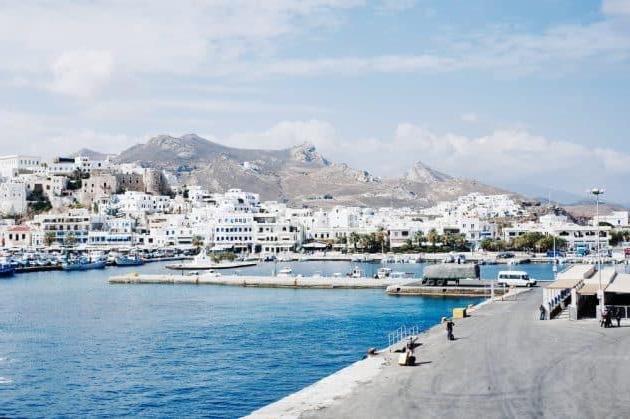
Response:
[577,283,605,296]
[606,273,630,294]
[545,277,582,290]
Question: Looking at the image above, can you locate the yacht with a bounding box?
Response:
[277,266,293,276]
[349,266,364,278]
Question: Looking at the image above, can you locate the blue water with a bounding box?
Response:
[0,261,552,418]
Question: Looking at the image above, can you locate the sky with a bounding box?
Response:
[1,0,629,203]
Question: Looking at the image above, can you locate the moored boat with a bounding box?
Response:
[62,257,107,271]
[0,263,15,277]
[115,255,144,266]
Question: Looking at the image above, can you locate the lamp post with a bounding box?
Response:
[591,188,605,316]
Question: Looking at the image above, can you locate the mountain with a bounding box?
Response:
[112,133,507,207]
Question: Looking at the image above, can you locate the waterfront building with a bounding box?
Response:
[33,209,92,244]
[2,225,32,247]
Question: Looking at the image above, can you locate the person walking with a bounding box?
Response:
[539,304,546,320]
[605,307,613,328]
[615,308,622,327]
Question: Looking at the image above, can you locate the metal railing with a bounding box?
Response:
[388,325,420,349]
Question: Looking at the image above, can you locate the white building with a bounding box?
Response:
[0,181,27,215]
[0,155,42,178]
[116,191,172,215]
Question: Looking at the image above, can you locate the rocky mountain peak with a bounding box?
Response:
[405,161,452,183]
[289,142,329,165]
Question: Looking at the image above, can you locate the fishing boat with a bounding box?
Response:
[62,257,107,271]
[115,255,144,266]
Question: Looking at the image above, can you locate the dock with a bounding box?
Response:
[386,279,506,297]
[108,273,408,289]
[248,288,630,419]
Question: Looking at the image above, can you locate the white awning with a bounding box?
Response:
[606,273,630,294]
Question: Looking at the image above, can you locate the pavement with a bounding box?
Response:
[298,289,630,419]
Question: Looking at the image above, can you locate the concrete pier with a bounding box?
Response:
[248,288,630,418]
[108,273,409,289]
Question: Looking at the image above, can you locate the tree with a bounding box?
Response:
[534,236,567,252]
[413,231,424,249]
[192,235,204,249]
[64,232,77,247]
[480,238,507,252]
[349,232,360,252]
[44,231,56,247]
[427,229,439,247]
[512,232,546,251]
[28,189,52,214]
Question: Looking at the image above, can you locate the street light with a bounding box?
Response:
[591,188,605,317]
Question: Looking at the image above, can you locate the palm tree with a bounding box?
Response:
[192,235,204,250]
[349,232,360,252]
[427,229,439,247]
[64,232,77,247]
[413,231,424,249]
[44,231,56,247]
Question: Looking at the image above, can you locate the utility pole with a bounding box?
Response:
[591,188,605,317]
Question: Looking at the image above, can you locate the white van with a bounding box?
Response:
[497,271,537,287]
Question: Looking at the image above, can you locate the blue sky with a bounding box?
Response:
[1,0,629,203]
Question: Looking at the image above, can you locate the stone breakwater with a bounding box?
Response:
[108,273,409,289]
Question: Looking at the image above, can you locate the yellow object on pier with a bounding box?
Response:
[453,308,467,319]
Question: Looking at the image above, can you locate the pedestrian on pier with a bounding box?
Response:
[446,319,455,341]
[539,304,546,320]
[615,308,622,327]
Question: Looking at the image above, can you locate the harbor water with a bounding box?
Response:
[0,261,554,418]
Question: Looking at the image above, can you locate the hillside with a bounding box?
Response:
[105,133,508,207]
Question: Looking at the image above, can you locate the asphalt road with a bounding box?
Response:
[303,289,630,419]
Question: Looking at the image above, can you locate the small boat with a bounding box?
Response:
[377,267,392,279]
[277,267,293,276]
[115,255,144,266]
[62,257,107,271]
[348,266,364,278]
[0,263,15,277]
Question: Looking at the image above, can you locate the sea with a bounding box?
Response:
[0,261,555,418]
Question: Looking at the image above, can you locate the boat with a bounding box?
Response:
[115,255,144,266]
[165,251,257,270]
[0,263,15,277]
[277,266,293,276]
[62,257,107,271]
[377,267,392,279]
[348,266,364,278]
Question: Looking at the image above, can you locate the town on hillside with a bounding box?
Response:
[0,153,628,260]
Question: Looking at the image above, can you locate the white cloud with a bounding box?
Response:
[0,0,364,97]
[48,50,113,98]
[602,0,630,16]
[226,120,338,151]
[375,0,417,12]
[460,112,478,123]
